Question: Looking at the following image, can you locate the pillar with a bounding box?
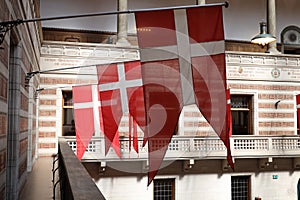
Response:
[267,0,279,53]
[197,0,205,4]
[6,43,22,200]
[116,0,130,45]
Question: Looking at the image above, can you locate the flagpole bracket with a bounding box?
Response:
[275,100,281,109]
[34,88,44,99]
[224,1,229,8]
[0,19,23,46]
[25,71,39,87]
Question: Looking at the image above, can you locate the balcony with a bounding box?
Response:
[64,135,300,162]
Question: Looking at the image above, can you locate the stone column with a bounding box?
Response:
[267,0,279,53]
[116,0,130,45]
[197,0,205,4]
[27,78,34,172]
[6,43,22,200]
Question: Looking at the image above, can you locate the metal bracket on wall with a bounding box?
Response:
[0,19,23,46]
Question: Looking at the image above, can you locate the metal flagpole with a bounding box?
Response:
[36,83,99,92]
[25,60,140,85]
[0,2,228,45]
[1,2,228,25]
[33,82,100,99]
[25,64,97,85]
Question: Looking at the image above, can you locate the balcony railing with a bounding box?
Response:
[63,135,300,161]
[58,138,106,199]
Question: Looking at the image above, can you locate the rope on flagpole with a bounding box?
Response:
[0,2,229,46]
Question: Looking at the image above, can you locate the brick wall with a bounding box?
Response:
[0,114,7,136]
[38,86,58,155]
[42,27,138,46]
[0,150,6,175]
[0,1,9,196]
[0,74,8,100]
[228,81,298,135]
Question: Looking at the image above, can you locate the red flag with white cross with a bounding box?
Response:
[73,85,101,160]
[96,61,146,155]
[135,5,232,185]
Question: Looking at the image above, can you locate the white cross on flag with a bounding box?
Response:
[135,5,233,185]
[73,85,101,160]
[96,61,146,155]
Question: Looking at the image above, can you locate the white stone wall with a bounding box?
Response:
[252,171,300,200]
[95,171,300,199]
[96,174,231,200]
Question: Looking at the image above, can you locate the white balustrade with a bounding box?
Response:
[63,135,300,161]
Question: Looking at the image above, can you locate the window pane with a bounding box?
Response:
[231,96,249,109]
[63,91,73,106]
[62,91,75,136]
[231,95,252,135]
[63,112,75,136]
[154,179,174,200]
[231,176,250,200]
[232,111,249,135]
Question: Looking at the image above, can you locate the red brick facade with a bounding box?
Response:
[0,150,6,173]
[0,114,7,136]
[0,75,7,100]
[38,143,56,149]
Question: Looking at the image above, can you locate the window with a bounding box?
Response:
[62,91,75,136]
[231,176,251,200]
[230,95,253,135]
[153,179,175,200]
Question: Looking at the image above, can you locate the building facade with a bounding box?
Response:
[1,0,300,199]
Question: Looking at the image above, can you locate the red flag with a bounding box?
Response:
[227,89,232,137]
[96,61,145,155]
[226,88,234,169]
[129,114,133,152]
[112,130,121,157]
[297,94,300,134]
[133,118,139,153]
[129,114,139,153]
[135,5,232,185]
[73,85,101,160]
